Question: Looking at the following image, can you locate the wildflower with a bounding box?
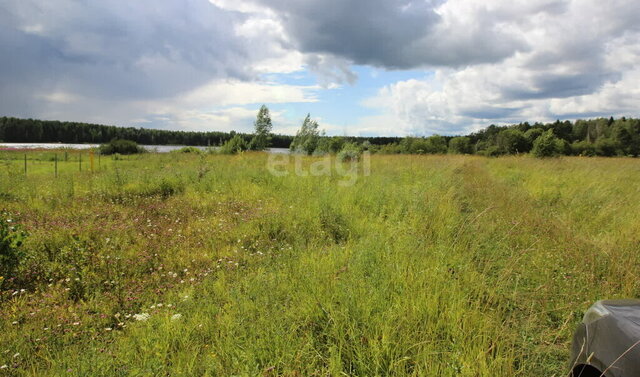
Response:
[0,365,7,369]
[13,353,20,358]
[104,327,112,331]
[11,321,17,325]
[170,314,182,321]
[72,322,80,326]
[133,313,150,321]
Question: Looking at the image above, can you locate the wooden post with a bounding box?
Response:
[79,153,82,172]
[55,154,58,178]
[90,150,95,172]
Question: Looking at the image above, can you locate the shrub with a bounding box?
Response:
[571,141,596,156]
[595,138,618,156]
[496,129,529,154]
[337,142,363,162]
[99,139,145,155]
[175,146,203,154]
[219,135,248,154]
[448,136,472,154]
[290,114,321,155]
[531,130,564,157]
[0,212,27,288]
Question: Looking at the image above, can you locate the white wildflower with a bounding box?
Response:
[170,314,182,321]
[133,313,150,321]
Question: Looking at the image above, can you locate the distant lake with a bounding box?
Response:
[0,143,290,154]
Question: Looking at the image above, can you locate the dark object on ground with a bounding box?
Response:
[570,299,640,377]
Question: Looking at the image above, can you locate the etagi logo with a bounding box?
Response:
[267,152,371,187]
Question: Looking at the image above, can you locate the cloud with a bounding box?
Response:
[0,0,256,102]
[247,0,544,70]
[361,0,640,135]
[0,0,313,130]
[1,0,639,136]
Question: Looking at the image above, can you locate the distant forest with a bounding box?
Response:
[0,117,295,148]
[1,116,639,157]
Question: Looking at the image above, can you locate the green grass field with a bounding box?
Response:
[1,151,639,376]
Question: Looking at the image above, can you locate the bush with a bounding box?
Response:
[175,146,203,154]
[571,141,596,156]
[448,136,472,154]
[595,138,618,156]
[531,130,564,157]
[496,129,529,154]
[99,139,145,155]
[0,212,27,288]
[337,142,363,162]
[219,135,248,154]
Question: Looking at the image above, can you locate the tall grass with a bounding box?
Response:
[0,151,638,376]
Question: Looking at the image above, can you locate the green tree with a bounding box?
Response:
[496,129,528,154]
[524,128,544,146]
[594,138,618,156]
[290,114,321,155]
[249,105,273,151]
[448,136,472,154]
[612,122,633,156]
[531,130,563,157]
[424,135,448,154]
[570,141,596,156]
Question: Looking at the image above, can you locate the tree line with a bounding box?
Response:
[0,117,294,148]
[2,113,640,157]
[285,115,640,158]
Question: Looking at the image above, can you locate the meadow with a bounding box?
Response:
[0,150,639,376]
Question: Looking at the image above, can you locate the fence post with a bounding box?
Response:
[79,153,82,172]
[90,150,95,172]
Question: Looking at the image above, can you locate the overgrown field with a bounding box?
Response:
[0,151,639,376]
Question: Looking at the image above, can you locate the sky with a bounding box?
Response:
[1,0,639,137]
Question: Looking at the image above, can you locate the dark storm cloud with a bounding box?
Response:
[253,0,528,69]
[501,71,622,101]
[0,0,253,117]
